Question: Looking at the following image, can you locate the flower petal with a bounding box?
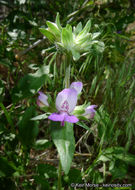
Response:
[64,115,79,123]
[37,91,49,107]
[48,113,65,121]
[70,82,83,94]
[83,105,97,119]
[56,88,77,113]
[37,99,46,107]
[85,105,97,114]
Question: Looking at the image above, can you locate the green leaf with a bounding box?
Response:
[28,20,37,26]
[74,22,82,35]
[34,175,50,190]
[18,106,39,147]
[68,168,83,184]
[76,121,91,131]
[46,21,60,39]
[66,24,72,31]
[62,28,73,51]
[78,20,91,37]
[34,139,52,150]
[31,113,48,121]
[98,155,111,162]
[93,41,105,53]
[71,49,80,61]
[37,164,57,178]
[56,12,62,31]
[92,32,101,39]
[89,76,97,95]
[39,28,55,43]
[115,151,135,166]
[12,64,50,102]
[103,147,135,166]
[35,164,57,189]
[50,122,75,174]
[109,160,127,180]
[0,157,16,177]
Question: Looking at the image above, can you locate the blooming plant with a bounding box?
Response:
[37,82,97,179]
[37,13,100,188]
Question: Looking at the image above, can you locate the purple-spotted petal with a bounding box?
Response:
[56,88,77,113]
[64,115,79,123]
[37,91,49,107]
[70,82,83,94]
[48,113,65,121]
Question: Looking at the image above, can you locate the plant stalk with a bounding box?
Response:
[58,161,62,190]
[64,54,71,88]
[57,54,71,189]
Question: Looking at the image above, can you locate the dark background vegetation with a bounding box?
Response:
[0,0,135,189]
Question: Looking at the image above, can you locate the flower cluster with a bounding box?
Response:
[37,82,97,126]
[40,13,104,61]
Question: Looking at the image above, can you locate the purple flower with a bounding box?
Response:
[83,105,97,119]
[37,82,92,126]
[37,91,49,107]
[70,82,83,94]
[48,88,79,126]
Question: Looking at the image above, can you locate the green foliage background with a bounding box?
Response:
[0,0,135,189]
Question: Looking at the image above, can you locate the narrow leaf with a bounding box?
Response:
[31,113,48,121]
[78,20,91,37]
[56,12,62,31]
[46,21,60,39]
[62,28,73,51]
[39,28,55,43]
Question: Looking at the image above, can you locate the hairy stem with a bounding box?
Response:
[64,54,71,88]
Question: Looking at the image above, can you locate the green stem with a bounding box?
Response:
[58,161,62,190]
[57,54,71,189]
[0,102,14,133]
[64,54,71,88]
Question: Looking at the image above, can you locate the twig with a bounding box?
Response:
[75,130,89,147]
[66,2,91,21]
[34,150,49,160]
[74,153,92,157]
[115,33,135,42]
[0,104,21,115]
[30,158,59,166]
[15,36,46,59]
